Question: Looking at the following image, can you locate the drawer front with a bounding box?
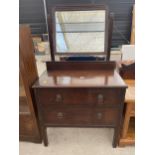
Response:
[42,107,92,125]
[38,89,91,105]
[92,108,119,125]
[42,106,119,126]
[37,88,122,106]
[89,89,121,106]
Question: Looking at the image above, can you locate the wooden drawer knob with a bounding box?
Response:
[97,112,103,120]
[55,94,62,102]
[97,94,105,105]
[57,112,64,119]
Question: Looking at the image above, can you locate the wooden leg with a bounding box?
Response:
[113,102,125,148]
[42,127,48,146]
[113,127,119,148]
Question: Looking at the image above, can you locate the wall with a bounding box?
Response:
[19,0,135,48]
[19,0,46,34]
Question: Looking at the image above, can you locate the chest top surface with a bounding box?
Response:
[33,69,127,88]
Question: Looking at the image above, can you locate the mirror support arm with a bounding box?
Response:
[47,14,55,61]
[106,13,114,61]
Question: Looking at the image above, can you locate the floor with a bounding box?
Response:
[20,54,134,155]
[20,128,134,155]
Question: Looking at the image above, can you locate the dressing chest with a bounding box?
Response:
[33,61,127,147]
[32,4,127,147]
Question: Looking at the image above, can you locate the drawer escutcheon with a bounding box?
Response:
[57,112,64,119]
[55,94,62,103]
[97,112,103,120]
[97,94,105,105]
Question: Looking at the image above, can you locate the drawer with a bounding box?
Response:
[89,89,121,106]
[38,88,91,105]
[42,106,119,126]
[37,88,122,106]
[42,107,92,125]
[92,108,119,125]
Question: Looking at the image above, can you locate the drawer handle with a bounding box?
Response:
[97,94,105,105]
[97,112,103,120]
[55,94,62,102]
[57,112,64,119]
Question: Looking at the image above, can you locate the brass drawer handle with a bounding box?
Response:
[55,94,62,103]
[57,112,64,119]
[97,112,103,120]
[97,94,105,105]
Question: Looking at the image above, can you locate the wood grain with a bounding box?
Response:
[33,62,127,147]
[19,25,41,143]
[119,80,135,146]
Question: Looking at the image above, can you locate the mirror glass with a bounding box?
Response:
[55,10,106,53]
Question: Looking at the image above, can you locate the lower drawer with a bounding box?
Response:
[92,108,119,125]
[43,108,92,125]
[42,107,119,126]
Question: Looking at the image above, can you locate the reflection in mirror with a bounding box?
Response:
[55,10,106,53]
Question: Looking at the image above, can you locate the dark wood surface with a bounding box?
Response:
[33,61,127,88]
[33,70,126,88]
[107,13,113,61]
[33,61,127,147]
[47,4,112,61]
[46,61,116,71]
[36,88,122,106]
[19,25,41,143]
[33,69,126,89]
[42,106,119,126]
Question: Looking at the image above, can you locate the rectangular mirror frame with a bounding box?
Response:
[47,4,111,61]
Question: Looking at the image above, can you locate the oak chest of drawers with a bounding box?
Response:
[33,62,127,147]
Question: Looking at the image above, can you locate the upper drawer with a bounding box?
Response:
[36,88,122,106]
